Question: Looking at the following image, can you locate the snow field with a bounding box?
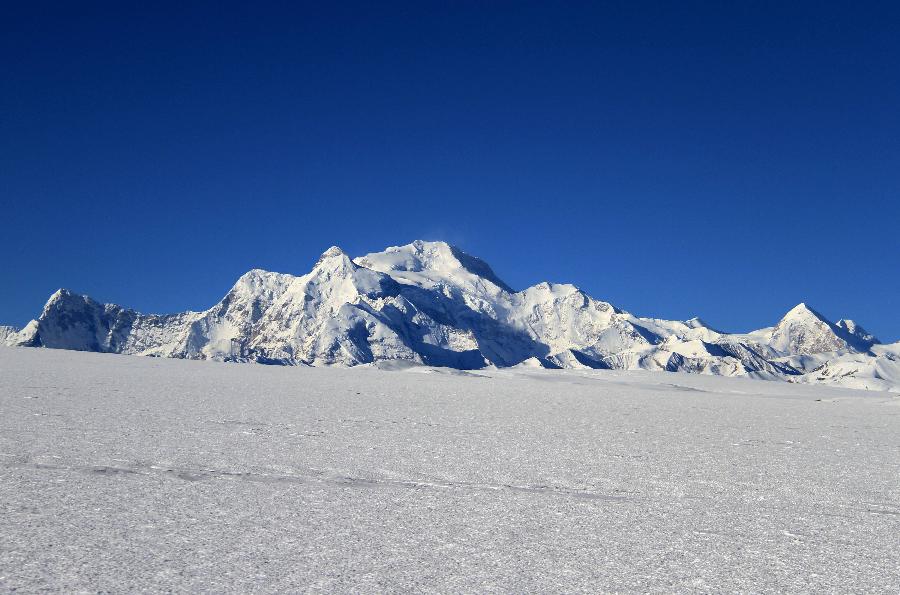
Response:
[1,347,898,592]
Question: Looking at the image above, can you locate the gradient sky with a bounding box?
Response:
[2,1,898,340]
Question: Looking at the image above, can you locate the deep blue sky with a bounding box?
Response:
[2,1,898,339]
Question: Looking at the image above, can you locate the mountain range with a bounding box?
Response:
[4,240,898,392]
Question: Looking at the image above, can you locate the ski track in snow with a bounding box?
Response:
[1,347,898,593]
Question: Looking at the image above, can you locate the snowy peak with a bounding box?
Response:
[522,281,580,296]
[0,325,18,343]
[515,282,601,314]
[684,316,716,330]
[355,240,514,293]
[356,240,455,273]
[319,245,346,259]
[233,268,294,288]
[307,249,398,300]
[836,319,879,349]
[514,282,620,318]
[769,303,849,356]
[298,245,403,300]
[211,269,296,331]
[15,288,137,352]
[225,269,296,306]
[314,245,358,270]
[42,288,94,315]
[767,303,879,356]
[44,288,74,311]
[778,303,830,325]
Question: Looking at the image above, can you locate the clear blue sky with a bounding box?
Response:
[2,1,898,340]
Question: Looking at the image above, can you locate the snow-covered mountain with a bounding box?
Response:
[5,240,897,391]
[0,325,18,343]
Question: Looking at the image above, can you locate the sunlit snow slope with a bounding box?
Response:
[1,348,898,592]
[5,240,898,391]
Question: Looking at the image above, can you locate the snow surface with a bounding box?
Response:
[1,347,898,592]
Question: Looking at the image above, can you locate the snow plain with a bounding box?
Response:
[1,347,898,593]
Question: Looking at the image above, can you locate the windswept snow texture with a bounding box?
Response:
[1,348,898,592]
[6,240,898,391]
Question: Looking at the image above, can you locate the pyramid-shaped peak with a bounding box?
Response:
[320,246,347,260]
[779,302,830,324]
[770,302,851,355]
[314,245,357,268]
[47,288,71,303]
[787,302,811,314]
[43,288,82,311]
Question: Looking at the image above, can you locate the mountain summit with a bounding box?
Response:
[769,303,850,355]
[768,303,879,356]
[355,240,515,293]
[5,241,896,392]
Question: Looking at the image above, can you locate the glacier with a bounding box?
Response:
[5,240,898,392]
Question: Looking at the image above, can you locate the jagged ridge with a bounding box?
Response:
[4,240,897,392]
